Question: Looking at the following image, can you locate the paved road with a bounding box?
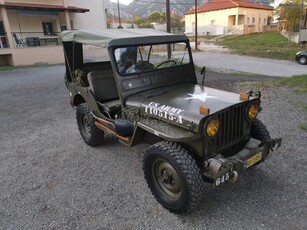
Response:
[192,44,307,77]
[0,66,306,229]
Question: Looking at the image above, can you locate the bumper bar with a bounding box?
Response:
[202,138,282,187]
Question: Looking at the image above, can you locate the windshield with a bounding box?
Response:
[114,42,190,75]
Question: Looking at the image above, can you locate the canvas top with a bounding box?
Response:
[60,29,188,47]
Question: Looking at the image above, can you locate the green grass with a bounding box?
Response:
[0,63,62,72]
[278,75,307,93]
[300,122,307,132]
[249,74,307,93]
[189,35,219,42]
[216,32,306,61]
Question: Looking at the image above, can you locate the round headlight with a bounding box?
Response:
[205,117,220,137]
[247,102,259,120]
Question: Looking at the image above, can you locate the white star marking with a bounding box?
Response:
[128,82,133,88]
[185,93,218,102]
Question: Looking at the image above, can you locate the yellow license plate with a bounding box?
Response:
[244,152,262,169]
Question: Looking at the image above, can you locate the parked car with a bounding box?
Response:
[295,51,307,65]
[60,29,282,213]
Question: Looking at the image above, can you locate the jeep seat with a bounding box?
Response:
[87,70,121,115]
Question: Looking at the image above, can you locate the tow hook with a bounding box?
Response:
[230,170,238,183]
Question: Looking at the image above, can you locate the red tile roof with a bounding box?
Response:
[2,2,89,13]
[185,0,273,15]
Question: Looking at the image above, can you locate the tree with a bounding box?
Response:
[159,12,166,24]
[148,11,161,23]
[170,9,183,27]
[276,0,306,32]
[133,15,153,28]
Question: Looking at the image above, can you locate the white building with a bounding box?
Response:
[0,0,107,66]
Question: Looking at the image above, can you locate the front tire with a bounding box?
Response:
[76,103,104,146]
[143,141,204,213]
[251,118,270,141]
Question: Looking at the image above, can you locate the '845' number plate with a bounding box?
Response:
[215,172,230,186]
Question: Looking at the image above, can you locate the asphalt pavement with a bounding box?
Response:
[0,65,306,229]
[192,43,307,77]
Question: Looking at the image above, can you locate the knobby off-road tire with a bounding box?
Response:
[76,103,104,146]
[251,118,271,141]
[143,141,204,213]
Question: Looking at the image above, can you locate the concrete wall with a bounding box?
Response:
[299,29,307,42]
[6,10,62,33]
[11,46,64,65]
[68,0,106,29]
[281,31,300,43]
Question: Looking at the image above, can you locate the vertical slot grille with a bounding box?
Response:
[216,104,244,150]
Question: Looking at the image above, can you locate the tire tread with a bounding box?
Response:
[144,141,204,213]
[76,103,104,146]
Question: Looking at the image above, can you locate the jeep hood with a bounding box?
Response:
[125,83,249,130]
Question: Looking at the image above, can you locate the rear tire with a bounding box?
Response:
[76,103,104,146]
[143,141,204,213]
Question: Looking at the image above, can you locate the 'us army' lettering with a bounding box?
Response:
[145,102,183,124]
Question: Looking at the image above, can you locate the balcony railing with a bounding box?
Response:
[0,33,8,48]
[12,32,62,48]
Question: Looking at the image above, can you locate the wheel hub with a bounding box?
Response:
[82,114,91,136]
[161,170,175,185]
[153,160,182,199]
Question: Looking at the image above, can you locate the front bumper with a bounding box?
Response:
[202,137,282,187]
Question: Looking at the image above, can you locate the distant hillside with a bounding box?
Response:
[104,0,208,19]
[123,0,205,18]
[104,0,272,19]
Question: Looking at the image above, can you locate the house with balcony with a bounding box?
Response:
[184,0,273,36]
[0,0,107,66]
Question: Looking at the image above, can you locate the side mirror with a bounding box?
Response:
[200,66,206,86]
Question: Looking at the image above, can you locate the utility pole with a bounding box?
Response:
[117,0,122,28]
[195,0,198,50]
[166,0,171,33]
[166,0,171,58]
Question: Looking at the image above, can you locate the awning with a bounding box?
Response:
[18,10,59,17]
[1,2,89,13]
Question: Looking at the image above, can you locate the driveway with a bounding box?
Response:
[192,43,306,77]
[0,66,306,229]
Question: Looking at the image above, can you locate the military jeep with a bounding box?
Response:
[61,29,281,213]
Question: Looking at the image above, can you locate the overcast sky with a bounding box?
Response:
[109,0,133,5]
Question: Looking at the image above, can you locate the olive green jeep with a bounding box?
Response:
[61,29,281,213]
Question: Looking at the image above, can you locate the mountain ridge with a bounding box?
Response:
[104,0,272,19]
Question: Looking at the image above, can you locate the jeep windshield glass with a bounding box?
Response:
[114,42,190,75]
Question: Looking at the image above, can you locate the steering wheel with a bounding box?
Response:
[155,60,177,69]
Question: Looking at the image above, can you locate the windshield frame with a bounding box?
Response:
[111,40,192,76]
